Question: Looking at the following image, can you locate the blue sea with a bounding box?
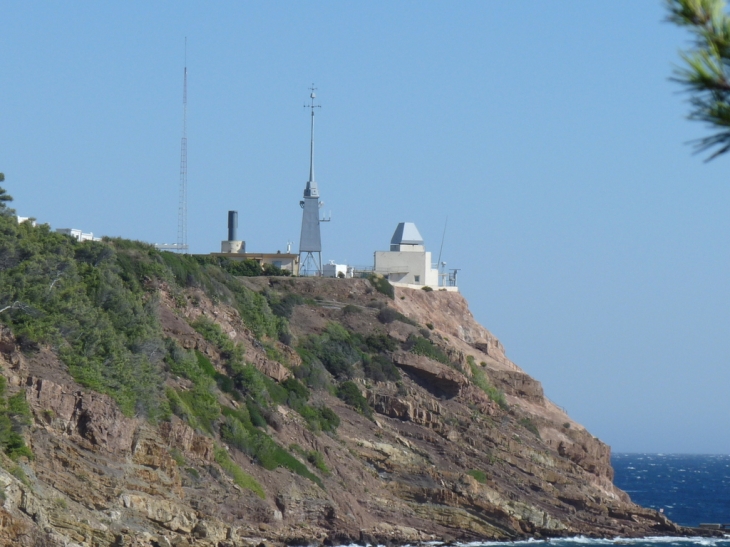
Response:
[612,453,730,528]
[428,454,730,547]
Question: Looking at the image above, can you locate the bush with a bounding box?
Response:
[306,450,330,476]
[0,377,33,460]
[190,318,244,366]
[364,334,397,354]
[342,304,361,315]
[298,324,361,379]
[377,307,418,326]
[268,293,304,319]
[376,307,398,324]
[219,412,323,487]
[214,446,265,498]
[467,469,487,483]
[336,381,372,419]
[362,354,400,383]
[292,351,332,391]
[315,405,340,432]
[367,274,394,299]
[519,417,541,439]
[467,357,508,410]
[421,286,433,292]
[410,336,451,365]
[177,382,220,434]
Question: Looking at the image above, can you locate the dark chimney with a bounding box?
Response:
[228,211,238,241]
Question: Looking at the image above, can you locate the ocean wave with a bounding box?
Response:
[412,537,730,547]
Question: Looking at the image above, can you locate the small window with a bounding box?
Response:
[414,275,420,283]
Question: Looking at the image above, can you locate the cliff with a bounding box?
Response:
[0,220,696,546]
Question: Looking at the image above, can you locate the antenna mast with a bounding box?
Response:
[176,38,189,252]
[437,217,448,287]
[298,84,329,275]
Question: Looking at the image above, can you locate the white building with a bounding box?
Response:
[373,222,442,289]
[56,228,101,242]
[16,216,36,227]
[323,261,352,278]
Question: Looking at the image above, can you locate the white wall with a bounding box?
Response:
[374,250,439,287]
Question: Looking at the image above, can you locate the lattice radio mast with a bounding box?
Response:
[176,38,189,252]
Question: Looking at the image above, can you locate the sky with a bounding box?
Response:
[1,1,729,454]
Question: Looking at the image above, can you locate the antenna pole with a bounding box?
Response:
[303,84,321,197]
[437,217,448,266]
[176,37,188,253]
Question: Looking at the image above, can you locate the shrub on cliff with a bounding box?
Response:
[0,377,33,461]
[376,307,417,326]
[361,354,400,383]
[367,274,394,299]
[298,323,360,379]
[467,356,508,410]
[409,336,451,365]
[336,381,373,419]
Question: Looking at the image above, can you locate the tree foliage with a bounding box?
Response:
[667,0,730,159]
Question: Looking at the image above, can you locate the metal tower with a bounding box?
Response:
[176,39,189,252]
[154,40,191,252]
[299,85,329,275]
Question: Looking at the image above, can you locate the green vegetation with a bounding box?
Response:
[467,469,487,483]
[0,377,33,460]
[219,407,323,488]
[268,293,304,319]
[467,356,508,410]
[410,336,451,366]
[306,450,330,476]
[421,285,433,292]
[667,0,730,159]
[298,323,400,385]
[0,181,291,418]
[364,333,397,354]
[291,444,331,476]
[368,274,394,299]
[376,307,418,326]
[169,448,186,467]
[362,354,400,383]
[53,497,68,510]
[213,445,265,498]
[10,465,30,487]
[519,417,541,439]
[337,381,372,419]
[298,323,361,379]
[0,180,346,495]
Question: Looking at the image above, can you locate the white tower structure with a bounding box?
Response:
[298,85,329,275]
[374,222,441,288]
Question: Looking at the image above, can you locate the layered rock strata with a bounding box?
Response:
[0,278,702,546]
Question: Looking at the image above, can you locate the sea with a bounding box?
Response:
[417,454,730,547]
[612,453,730,528]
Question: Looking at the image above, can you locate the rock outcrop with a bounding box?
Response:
[0,278,704,546]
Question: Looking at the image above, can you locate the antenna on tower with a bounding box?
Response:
[298,84,328,275]
[437,217,448,266]
[437,217,448,287]
[154,39,191,253]
[176,37,189,253]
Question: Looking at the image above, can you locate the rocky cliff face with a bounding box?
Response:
[0,277,691,547]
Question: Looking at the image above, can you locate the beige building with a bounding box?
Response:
[374,222,441,288]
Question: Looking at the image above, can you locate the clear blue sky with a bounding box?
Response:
[2,2,728,454]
